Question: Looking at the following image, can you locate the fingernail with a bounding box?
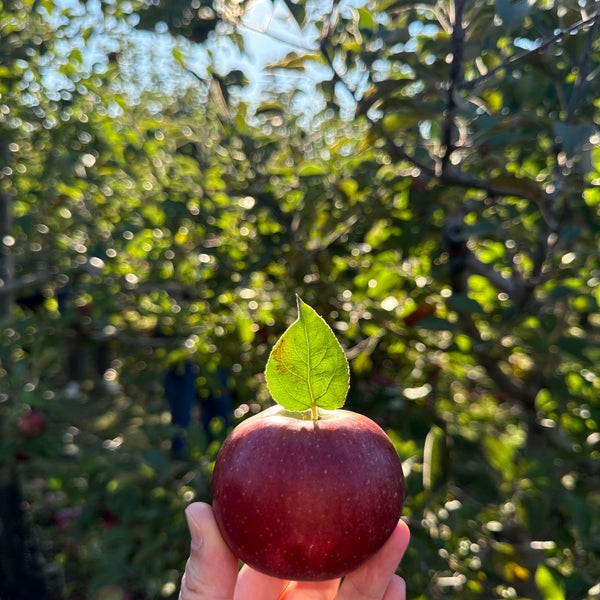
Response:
[185,506,204,550]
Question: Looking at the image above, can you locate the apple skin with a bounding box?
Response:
[18,409,47,438]
[212,405,405,581]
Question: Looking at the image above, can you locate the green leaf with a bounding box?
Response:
[447,294,485,314]
[535,564,565,600]
[265,296,350,417]
[357,7,376,33]
[298,162,328,176]
[481,89,503,113]
[496,0,531,33]
[282,0,306,26]
[267,52,321,71]
[423,425,450,492]
[172,47,186,68]
[552,122,595,157]
[414,316,456,331]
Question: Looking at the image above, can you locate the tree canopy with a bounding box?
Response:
[1,1,599,598]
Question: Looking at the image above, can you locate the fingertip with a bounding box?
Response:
[377,517,410,565]
[179,502,239,599]
[337,518,410,599]
[184,502,213,545]
[394,518,411,554]
[185,501,213,523]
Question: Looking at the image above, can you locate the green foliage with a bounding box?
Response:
[265,296,349,415]
[1,0,599,598]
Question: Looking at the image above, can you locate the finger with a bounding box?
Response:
[179,502,239,600]
[337,519,410,600]
[234,564,289,600]
[280,579,341,600]
[382,575,406,600]
[235,565,340,600]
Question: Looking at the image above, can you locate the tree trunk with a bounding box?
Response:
[0,141,48,599]
[0,465,48,600]
[0,141,13,316]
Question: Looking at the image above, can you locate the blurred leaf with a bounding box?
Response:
[556,336,593,364]
[283,0,306,26]
[481,89,503,113]
[338,178,359,198]
[382,110,424,132]
[487,174,545,203]
[357,7,376,34]
[142,448,170,476]
[496,0,532,33]
[172,47,186,68]
[566,493,593,545]
[447,294,485,315]
[267,53,321,71]
[236,312,254,344]
[423,425,450,492]
[535,564,565,600]
[504,560,530,582]
[553,122,595,158]
[298,162,328,176]
[413,316,456,331]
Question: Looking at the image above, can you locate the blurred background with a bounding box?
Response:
[1,0,599,598]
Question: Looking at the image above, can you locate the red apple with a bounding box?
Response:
[403,302,435,327]
[212,405,405,581]
[18,409,47,438]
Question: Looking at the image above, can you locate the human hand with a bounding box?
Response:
[179,502,410,600]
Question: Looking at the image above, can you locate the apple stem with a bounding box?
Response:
[310,402,318,421]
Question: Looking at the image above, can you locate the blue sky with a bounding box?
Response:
[44,0,362,122]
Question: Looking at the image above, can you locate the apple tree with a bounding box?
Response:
[132,0,600,597]
[1,0,599,598]
[0,2,297,596]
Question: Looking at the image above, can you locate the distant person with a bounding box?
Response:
[178,502,410,599]
[163,360,198,460]
[163,359,234,458]
[199,366,233,439]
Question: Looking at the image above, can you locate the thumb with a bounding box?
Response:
[179,502,239,599]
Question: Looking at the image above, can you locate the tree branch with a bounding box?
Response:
[457,312,540,410]
[318,13,361,105]
[385,138,557,228]
[441,0,466,174]
[0,140,13,317]
[0,271,55,298]
[464,253,525,299]
[0,261,106,299]
[461,10,600,93]
[566,11,599,121]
